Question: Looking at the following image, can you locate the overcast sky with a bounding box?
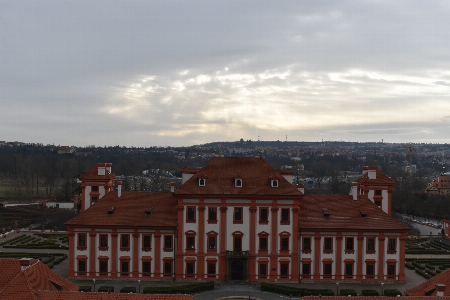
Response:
[1,1,450,147]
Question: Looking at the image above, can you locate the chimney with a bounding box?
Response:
[436,284,446,297]
[297,184,305,194]
[117,181,122,198]
[352,182,358,201]
[19,258,33,271]
[98,165,106,176]
[362,166,378,179]
[170,182,175,193]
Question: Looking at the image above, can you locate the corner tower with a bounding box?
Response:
[355,166,394,216]
[78,163,116,212]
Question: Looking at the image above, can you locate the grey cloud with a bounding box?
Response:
[2,1,450,146]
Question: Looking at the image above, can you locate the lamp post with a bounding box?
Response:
[93,278,96,292]
[381,282,384,296]
[336,282,339,296]
[138,279,141,293]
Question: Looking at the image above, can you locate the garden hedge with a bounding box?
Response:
[362,290,379,296]
[384,289,402,296]
[78,286,91,292]
[120,287,136,293]
[98,286,114,293]
[340,289,357,296]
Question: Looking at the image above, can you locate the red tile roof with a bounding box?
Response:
[65,192,177,227]
[299,194,409,231]
[0,259,79,300]
[356,166,395,185]
[406,268,450,296]
[78,163,116,181]
[175,157,302,196]
[39,291,194,300]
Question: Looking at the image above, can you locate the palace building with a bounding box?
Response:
[66,157,408,282]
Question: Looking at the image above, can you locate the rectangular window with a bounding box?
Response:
[367,264,375,278]
[346,237,354,252]
[281,237,289,251]
[164,235,173,250]
[234,207,242,222]
[280,263,289,277]
[92,186,99,191]
[260,263,267,277]
[121,234,129,250]
[281,208,290,223]
[324,237,333,252]
[367,238,375,252]
[99,234,108,249]
[303,237,311,251]
[143,235,151,250]
[324,263,332,278]
[164,262,172,275]
[260,208,268,223]
[388,239,396,253]
[345,263,353,278]
[375,189,382,195]
[99,261,108,275]
[234,237,242,252]
[186,262,194,276]
[187,207,196,222]
[302,263,310,279]
[375,200,381,207]
[78,234,86,249]
[187,236,195,250]
[78,260,86,273]
[92,197,98,204]
[259,237,268,251]
[207,263,216,275]
[143,262,151,276]
[121,261,129,275]
[208,207,217,221]
[387,264,396,277]
[208,236,216,250]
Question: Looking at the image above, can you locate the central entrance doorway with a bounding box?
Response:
[230,260,244,280]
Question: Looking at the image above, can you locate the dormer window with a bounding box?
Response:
[322,208,330,218]
[271,180,278,188]
[235,179,242,187]
[199,178,206,186]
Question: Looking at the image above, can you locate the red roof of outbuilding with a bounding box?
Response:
[175,157,302,196]
[299,194,409,231]
[65,192,177,227]
[0,259,79,300]
[406,268,450,296]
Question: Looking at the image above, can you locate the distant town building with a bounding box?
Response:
[57,146,75,154]
[425,173,450,195]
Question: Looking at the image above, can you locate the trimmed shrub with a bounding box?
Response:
[416,268,433,279]
[384,289,402,296]
[412,261,425,270]
[340,289,357,296]
[79,286,91,292]
[362,290,379,296]
[405,262,415,270]
[98,286,114,293]
[120,287,136,293]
